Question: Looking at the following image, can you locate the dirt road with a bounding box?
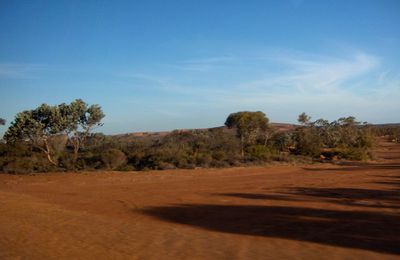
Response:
[0,140,399,259]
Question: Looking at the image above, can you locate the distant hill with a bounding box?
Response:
[109,123,297,142]
[108,122,400,143]
[270,123,297,132]
[372,123,400,128]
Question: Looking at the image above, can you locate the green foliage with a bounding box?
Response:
[58,99,105,163]
[0,109,380,174]
[2,156,58,174]
[101,149,127,170]
[225,111,270,156]
[0,142,31,158]
[297,112,311,125]
[0,143,59,174]
[293,126,323,157]
[4,105,63,166]
[119,128,242,170]
[4,99,104,167]
[4,105,61,143]
[271,132,292,152]
[293,114,375,160]
[336,147,370,161]
[371,125,400,143]
[245,145,273,161]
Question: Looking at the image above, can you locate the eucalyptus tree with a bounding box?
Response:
[4,104,64,165]
[332,116,361,148]
[4,99,104,166]
[297,112,311,125]
[225,111,270,157]
[293,113,322,157]
[58,99,105,161]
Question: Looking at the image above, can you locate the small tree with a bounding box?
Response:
[298,112,311,125]
[271,132,292,152]
[293,113,322,157]
[333,116,361,148]
[225,111,270,157]
[58,99,105,161]
[4,104,63,165]
[4,100,104,166]
[0,118,5,126]
[293,126,323,157]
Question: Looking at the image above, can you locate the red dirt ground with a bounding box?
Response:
[0,139,399,259]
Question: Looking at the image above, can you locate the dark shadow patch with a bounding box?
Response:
[214,193,299,201]
[374,181,400,186]
[372,175,400,179]
[303,163,400,172]
[140,204,400,255]
[287,187,399,200]
[284,187,400,209]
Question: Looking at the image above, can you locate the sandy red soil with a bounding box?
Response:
[0,139,399,259]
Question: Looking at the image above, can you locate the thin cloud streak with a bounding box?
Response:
[116,49,398,123]
[236,52,380,93]
[0,63,47,78]
[0,63,67,79]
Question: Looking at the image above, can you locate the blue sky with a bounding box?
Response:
[1,0,399,136]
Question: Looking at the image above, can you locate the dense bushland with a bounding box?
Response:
[293,116,375,160]
[372,124,400,143]
[0,102,389,174]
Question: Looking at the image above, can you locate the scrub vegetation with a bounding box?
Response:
[0,100,395,174]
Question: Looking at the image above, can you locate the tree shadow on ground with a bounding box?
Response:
[140,204,400,255]
[372,175,400,179]
[283,187,400,209]
[213,193,299,201]
[216,184,400,209]
[371,175,400,188]
[374,180,400,187]
[302,163,400,172]
[286,187,399,200]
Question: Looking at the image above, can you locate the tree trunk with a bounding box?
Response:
[241,136,244,158]
[42,139,58,166]
[72,138,80,163]
[46,151,58,166]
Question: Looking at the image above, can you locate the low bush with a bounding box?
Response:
[245,145,273,161]
[2,156,58,174]
[336,147,370,161]
[100,149,127,170]
[0,112,386,174]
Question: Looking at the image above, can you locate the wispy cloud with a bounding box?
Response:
[237,52,380,93]
[113,48,399,123]
[115,72,171,84]
[0,63,51,78]
[213,51,397,122]
[182,56,237,64]
[164,55,237,72]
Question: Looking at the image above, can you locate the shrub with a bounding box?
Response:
[2,156,58,174]
[195,152,213,167]
[271,132,292,152]
[78,151,102,170]
[293,127,322,157]
[210,160,230,168]
[212,150,226,161]
[100,149,127,170]
[245,145,273,161]
[2,158,36,174]
[336,147,370,161]
[58,152,76,171]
